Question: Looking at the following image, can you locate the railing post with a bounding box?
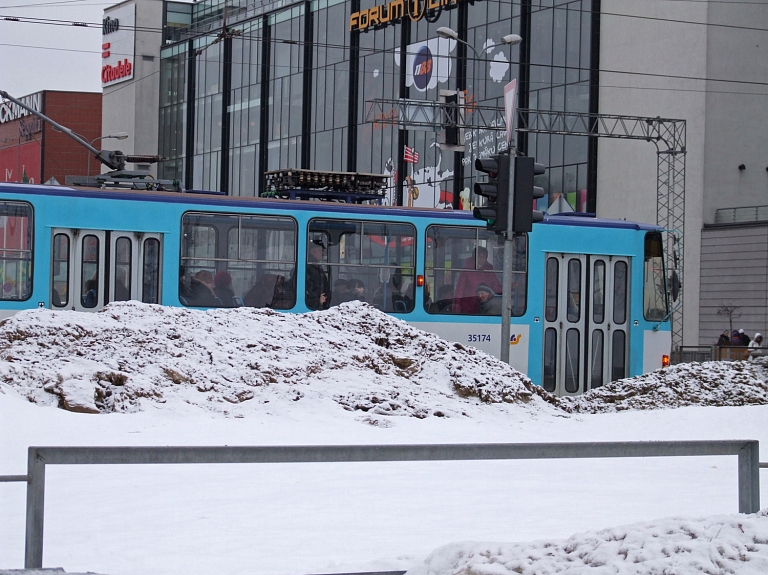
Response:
[25,447,46,568]
[737,440,760,514]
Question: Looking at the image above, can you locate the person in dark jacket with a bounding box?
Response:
[213,271,235,307]
[188,270,220,307]
[717,330,731,346]
[476,283,502,315]
[739,329,751,346]
[306,239,330,310]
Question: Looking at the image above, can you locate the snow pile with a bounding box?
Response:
[563,361,768,413]
[0,301,553,418]
[408,510,768,575]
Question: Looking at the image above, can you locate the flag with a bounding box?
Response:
[404,146,419,164]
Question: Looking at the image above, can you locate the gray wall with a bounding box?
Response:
[699,225,768,345]
[597,0,708,346]
[703,1,768,224]
[102,0,164,176]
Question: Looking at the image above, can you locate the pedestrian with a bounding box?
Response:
[748,333,764,361]
[739,329,751,346]
[717,330,730,346]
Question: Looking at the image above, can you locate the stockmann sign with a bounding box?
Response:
[350,0,466,31]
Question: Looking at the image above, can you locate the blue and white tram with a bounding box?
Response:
[0,183,671,396]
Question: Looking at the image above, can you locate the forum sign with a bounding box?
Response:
[350,0,467,31]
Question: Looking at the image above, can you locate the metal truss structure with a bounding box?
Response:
[365,98,687,350]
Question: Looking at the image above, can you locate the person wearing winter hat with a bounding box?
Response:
[748,333,764,361]
[476,283,501,315]
[739,329,751,346]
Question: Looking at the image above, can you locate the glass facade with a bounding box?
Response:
[159,0,599,213]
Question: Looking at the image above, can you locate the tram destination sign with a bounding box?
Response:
[350,0,468,31]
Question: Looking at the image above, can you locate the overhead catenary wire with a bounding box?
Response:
[3,0,768,35]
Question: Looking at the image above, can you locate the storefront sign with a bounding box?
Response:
[350,0,465,31]
[0,92,41,125]
[101,3,135,87]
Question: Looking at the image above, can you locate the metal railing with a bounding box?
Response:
[1,441,762,569]
[671,345,765,363]
[715,205,768,224]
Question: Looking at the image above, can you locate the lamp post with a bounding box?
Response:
[436,26,523,365]
[87,132,129,179]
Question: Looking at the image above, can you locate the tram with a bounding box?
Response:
[0,182,671,396]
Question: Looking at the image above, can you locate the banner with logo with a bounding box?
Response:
[396,37,456,93]
[101,3,136,88]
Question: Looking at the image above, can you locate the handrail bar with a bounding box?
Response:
[21,441,761,569]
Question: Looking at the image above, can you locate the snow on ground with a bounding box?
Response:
[411,510,768,575]
[1,302,767,575]
[565,360,768,413]
[0,302,552,419]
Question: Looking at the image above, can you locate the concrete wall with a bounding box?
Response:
[700,225,768,345]
[703,1,768,224]
[102,0,164,176]
[597,0,708,346]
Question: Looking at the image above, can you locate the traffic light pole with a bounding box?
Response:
[500,153,515,364]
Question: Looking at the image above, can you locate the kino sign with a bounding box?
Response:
[101,3,136,87]
[350,0,467,31]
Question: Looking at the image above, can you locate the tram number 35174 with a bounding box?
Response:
[467,334,492,343]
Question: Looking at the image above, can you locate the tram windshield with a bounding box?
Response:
[643,231,669,320]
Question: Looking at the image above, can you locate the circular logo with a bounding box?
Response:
[412,46,433,91]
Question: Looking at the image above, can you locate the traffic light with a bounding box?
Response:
[473,153,511,235]
[439,90,466,152]
[512,156,546,233]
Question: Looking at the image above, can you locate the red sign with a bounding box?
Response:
[0,142,41,184]
[102,59,133,84]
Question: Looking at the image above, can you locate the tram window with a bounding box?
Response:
[592,260,605,323]
[643,232,668,320]
[52,233,69,307]
[114,237,132,302]
[181,212,297,309]
[0,201,33,301]
[307,219,416,313]
[566,259,581,323]
[590,330,604,389]
[545,258,558,322]
[142,238,161,304]
[613,261,628,325]
[543,328,557,393]
[80,235,99,308]
[611,330,627,381]
[424,226,526,316]
[565,328,580,393]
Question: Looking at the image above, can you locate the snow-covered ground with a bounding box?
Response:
[1,302,767,575]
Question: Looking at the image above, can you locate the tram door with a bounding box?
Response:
[51,229,163,311]
[542,253,630,396]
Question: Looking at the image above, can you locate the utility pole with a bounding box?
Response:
[499,152,515,363]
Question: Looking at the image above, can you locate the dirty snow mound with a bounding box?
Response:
[562,360,768,413]
[408,509,768,575]
[0,301,553,417]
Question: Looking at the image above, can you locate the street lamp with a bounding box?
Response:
[87,132,129,179]
[436,26,522,57]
